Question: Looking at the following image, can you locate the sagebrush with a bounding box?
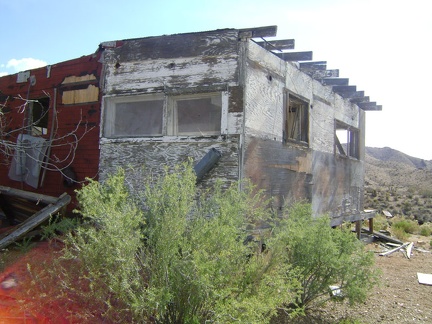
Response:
[38,163,378,323]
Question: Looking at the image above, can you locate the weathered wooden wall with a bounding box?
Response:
[99,29,368,225]
[0,54,102,211]
[99,30,245,190]
[243,41,366,224]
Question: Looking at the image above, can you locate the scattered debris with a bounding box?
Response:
[379,242,410,257]
[417,273,432,286]
[406,242,414,259]
[366,229,404,245]
[0,187,71,250]
[1,274,17,290]
[382,210,393,218]
[329,285,344,298]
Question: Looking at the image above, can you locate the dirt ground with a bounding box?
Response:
[276,236,432,324]
[0,236,431,323]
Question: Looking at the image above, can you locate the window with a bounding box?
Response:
[284,93,308,143]
[104,94,164,137]
[104,92,223,138]
[29,97,49,136]
[335,121,359,159]
[171,94,221,136]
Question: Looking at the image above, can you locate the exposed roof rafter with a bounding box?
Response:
[251,27,382,111]
[256,39,295,51]
[273,51,313,61]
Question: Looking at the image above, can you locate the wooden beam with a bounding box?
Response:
[319,78,349,86]
[256,39,295,51]
[367,229,404,245]
[379,242,410,257]
[238,26,277,38]
[357,102,382,111]
[0,186,58,205]
[355,220,361,239]
[350,96,370,103]
[307,69,339,79]
[0,193,71,250]
[340,91,365,99]
[299,61,327,70]
[274,51,313,61]
[332,85,357,93]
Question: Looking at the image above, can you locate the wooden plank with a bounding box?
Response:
[406,242,414,259]
[0,186,58,205]
[306,69,339,79]
[239,26,277,38]
[332,85,357,96]
[299,61,327,70]
[368,229,404,245]
[379,242,410,257]
[340,91,365,99]
[256,39,295,51]
[274,51,313,61]
[358,102,382,111]
[350,96,370,104]
[0,193,71,250]
[319,78,349,86]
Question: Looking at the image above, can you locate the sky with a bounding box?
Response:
[1,0,431,160]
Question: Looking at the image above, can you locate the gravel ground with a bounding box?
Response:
[274,237,432,323]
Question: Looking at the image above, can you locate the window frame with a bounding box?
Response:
[103,93,165,138]
[284,92,309,144]
[103,91,226,138]
[28,97,50,136]
[168,92,223,136]
[334,120,360,159]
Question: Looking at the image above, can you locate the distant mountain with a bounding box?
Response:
[364,147,432,223]
[365,147,432,170]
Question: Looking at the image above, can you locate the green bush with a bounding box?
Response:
[60,164,296,323]
[392,217,419,234]
[392,227,409,241]
[272,203,379,311]
[54,163,378,322]
[419,224,432,236]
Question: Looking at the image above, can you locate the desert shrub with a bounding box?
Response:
[40,215,80,241]
[392,217,419,234]
[272,203,379,312]
[53,163,378,322]
[371,214,389,231]
[58,164,297,323]
[392,227,409,241]
[420,188,432,199]
[419,224,432,236]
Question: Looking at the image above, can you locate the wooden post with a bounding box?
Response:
[368,217,374,234]
[355,220,361,239]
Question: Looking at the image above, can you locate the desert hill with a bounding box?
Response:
[364,147,432,223]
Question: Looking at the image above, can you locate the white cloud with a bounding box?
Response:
[6,58,47,73]
[0,72,8,77]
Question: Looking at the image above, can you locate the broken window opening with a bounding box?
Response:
[284,93,309,143]
[28,97,50,136]
[104,92,223,138]
[335,121,359,159]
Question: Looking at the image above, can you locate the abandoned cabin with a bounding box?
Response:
[0,26,381,230]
